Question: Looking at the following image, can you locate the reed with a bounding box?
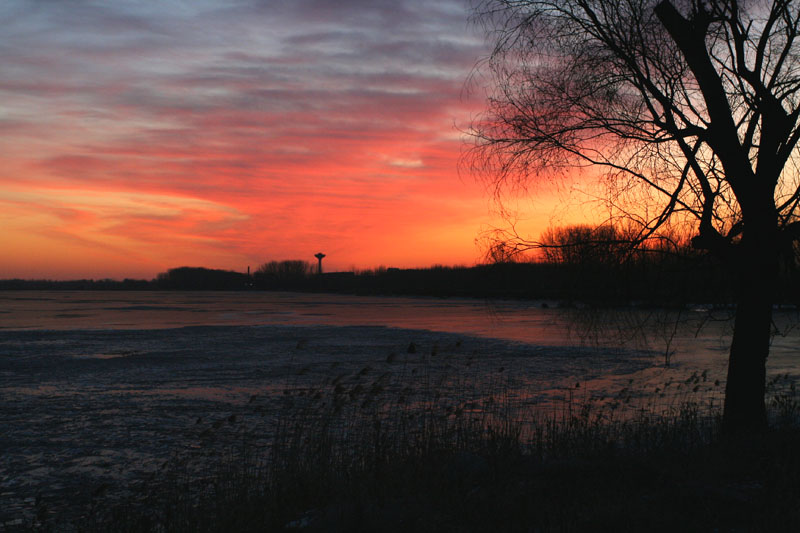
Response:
[26,343,800,532]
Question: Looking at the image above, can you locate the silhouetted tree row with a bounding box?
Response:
[154,267,250,290]
[0,278,152,290]
[533,224,727,305]
[253,260,314,289]
[308,264,727,305]
[2,247,797,305]
[534,223,800,306]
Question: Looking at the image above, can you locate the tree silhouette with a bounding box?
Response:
[254,260,314,288]
[471,0,800,433]
[539,224,633,266]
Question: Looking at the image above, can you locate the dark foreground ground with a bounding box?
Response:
[15,403,800,532]
[2,322,799,532]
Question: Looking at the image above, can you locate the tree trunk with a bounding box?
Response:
[722,243,776,434]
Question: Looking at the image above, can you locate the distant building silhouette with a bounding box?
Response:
[314,253,326,274]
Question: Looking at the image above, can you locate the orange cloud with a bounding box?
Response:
[0,0,579,280]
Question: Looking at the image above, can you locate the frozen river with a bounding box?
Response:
[1,291,798,527]
[0,289,661,344]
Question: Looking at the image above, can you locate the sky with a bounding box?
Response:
[0,0,569,280]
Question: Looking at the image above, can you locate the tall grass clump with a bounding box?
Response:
[67,343,800,533]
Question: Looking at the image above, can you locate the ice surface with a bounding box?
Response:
[0,291,797,526]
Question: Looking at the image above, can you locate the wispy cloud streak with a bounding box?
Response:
[0,0,494,278]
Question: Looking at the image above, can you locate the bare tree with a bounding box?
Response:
[539,224,634,265]
[255,260,314,285]
[470,0,800,433]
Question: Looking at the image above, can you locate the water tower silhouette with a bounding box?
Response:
[314,253,326,274]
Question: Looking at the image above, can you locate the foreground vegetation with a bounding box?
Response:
[29,368,798,533]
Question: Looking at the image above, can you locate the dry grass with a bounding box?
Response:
[18,345,800,533]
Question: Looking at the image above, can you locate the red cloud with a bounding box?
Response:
[1,0,552,279]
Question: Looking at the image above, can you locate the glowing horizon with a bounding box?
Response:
[0,0,577,280]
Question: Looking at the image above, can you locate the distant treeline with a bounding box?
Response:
[0,278,153,290]
[3,260,798,306]
[3,224,798,306]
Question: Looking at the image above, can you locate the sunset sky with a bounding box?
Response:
[0,0,575,280]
